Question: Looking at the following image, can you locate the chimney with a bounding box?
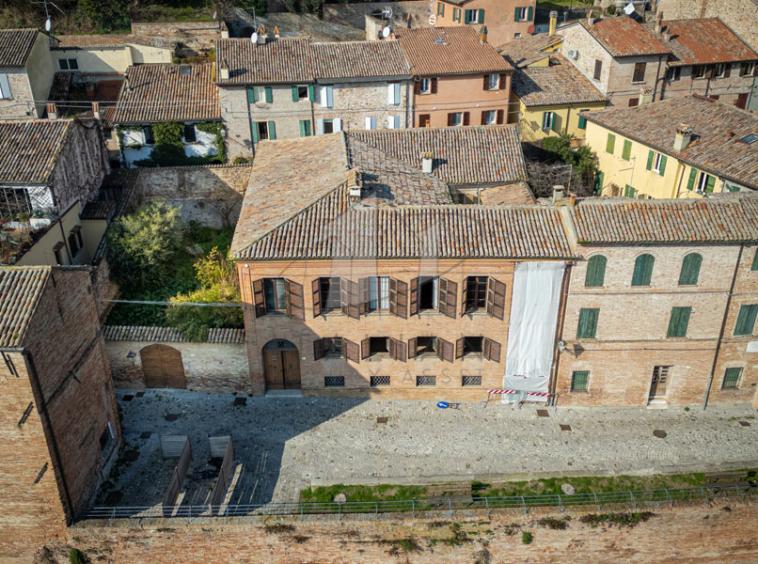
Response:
[662,28,672,42]
[347,169,362,202]
[46,103,57,119]
[421,151,433,174]
[639,87,653,105]
[587,11,594,26]
[549,10,558,36]
[220,59,230,80]
[552,185,566,203]
[220,21,229,39]
[655,12,664,34]
[257,25,267,45]
[92,101,100,120]
[673,124,693,152]
[274,26,280,39]
[478,25,488,44]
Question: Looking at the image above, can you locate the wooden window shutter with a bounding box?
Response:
[632,254,654,286]
[679,253,702,286]
[497,109,504,124]
[577,308,599,339]
[390,338,407,361]
[313,339,325,361]
[311,279,322,317]
[247,87,256,103]
[252,278,265,318]
[463,112,470,126]
[409,278,419,316]
[345,339,360,362]
[268,121,277,140]
[752,249,758,271]
[414,80,421,95]
[340,279,360,319]
[606,133,615,154]
[622,139,632,160]
[431,78,438,94]
[438,338,454,362]
[389,278,408,318]
[706,66,715,79]
[659,155,667,175]
[265,86,273,103]
[251,121,259,143]
[646,150,654,171]
[514,6,520,20]
[291,85,299,102]
[585,255,607,287]
[481,110,488,125]
[486,278,506,320]
[407,337,418,359]
[483,75,489,91]
[735,304,758,336]
[724,64,731,78]
[359,277,370,315]
[686,168,697,191]
[447,113,454,126]
[705,175,716,194]
[527,6,533,20]
[455,337,465,359]
[438,278,458,318]
[479,9,485,24]
[285,279,305,319]
[667,306,691,338]
[484,338,501,362]
[361,338,370,360]
[460,280,469,316]
[499,74,506,89]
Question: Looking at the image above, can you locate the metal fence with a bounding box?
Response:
[86,483,756,521]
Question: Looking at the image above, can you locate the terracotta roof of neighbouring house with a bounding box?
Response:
[584,96,758,190]
[81,200,116,220]
[394,27,512,76]
[644,19,758,67]
[578,17,671,57]
[0,266,50,349]
[571,197,758,244]
[216,37,314,85]
[0,120,74,185]
[512,54,607,106]
[54,34,177,50]
[479,182,536,205]
[348,126,527,185]
[497,33,562,68]
[103,325,245,344]
[0,29,39,68]
[310,40,411,79]
[113,63,220,124]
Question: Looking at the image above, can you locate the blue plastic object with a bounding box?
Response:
[437,401,449,409]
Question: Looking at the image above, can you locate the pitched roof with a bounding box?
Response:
[0,120,73,185]
[348,126,527,185]
[0,266,50,349]
[310,40,411,80]
[584,96,758,190]
[646,18,758,66]
[498,33,562,68]
[0,29,39,68]
[512,54,607,106]
[113,63,220,124]
[54,34,177,50]
[579,17,670,57]
[216,37,313,85]
[395,27,512,76]
[571,198,758,244]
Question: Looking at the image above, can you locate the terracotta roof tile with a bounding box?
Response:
[572,197,758,243]
[585,96,758,190]
[580,17,670,57]
[310,40,411,79]
[216,37,313,85]
[114,63,220,124]
[0,120,73,185]
[103,325,245,343]
[512,54,607,106]
[395,27,512,76]
[0,29,39,68]
[498,33,562,68]
[0,266,50,348]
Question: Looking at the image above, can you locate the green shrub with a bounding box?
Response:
[69,547,86,564]
[521,531,533,545]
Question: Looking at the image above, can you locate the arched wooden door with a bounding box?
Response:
[140,344,187,389]
[263,340,301,390]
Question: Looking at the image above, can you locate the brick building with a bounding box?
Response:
[0,266,121,555]
[0,29,57,120]
[394,27,513,128]
[432,0,538,46]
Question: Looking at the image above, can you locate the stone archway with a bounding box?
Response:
[262,339,301,390]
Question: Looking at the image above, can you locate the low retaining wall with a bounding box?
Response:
[105,326,249,393]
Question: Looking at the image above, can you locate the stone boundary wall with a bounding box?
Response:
[130,21,221,51]
[128,164,252,229]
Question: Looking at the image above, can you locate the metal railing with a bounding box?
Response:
[85,483,756,521]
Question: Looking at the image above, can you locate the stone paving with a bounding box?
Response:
[107,390,758,506]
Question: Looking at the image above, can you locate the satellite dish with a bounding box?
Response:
[45,16,52,32]
[429,14,437,25]
[382,26,391,38]
[527,24,535,34]
[251,32,258,43]
[623,3,635,15]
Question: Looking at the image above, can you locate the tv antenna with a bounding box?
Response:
[32,0,64,33]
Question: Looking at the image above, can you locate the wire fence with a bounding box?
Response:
[85,483,757,522]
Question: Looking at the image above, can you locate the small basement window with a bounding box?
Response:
[324,376,345,387]
[370,376,390,387]
[416,375,436,387]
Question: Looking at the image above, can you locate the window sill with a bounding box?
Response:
[418,310,441,316]
[462,354,484,360]
[368,354,390,361]
[570,389,589,394]
[631,81,646,85]
[364,310,390,317]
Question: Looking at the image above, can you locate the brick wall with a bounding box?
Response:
[130,21,220,51]
[413,73,511,127]
[314,80,411,132]
[660,62,755,106]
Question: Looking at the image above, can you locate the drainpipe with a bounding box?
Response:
[703,244,744,411]
[549,261,573,406]
[652,55,664,102]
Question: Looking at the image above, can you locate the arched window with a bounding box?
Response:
[585,255,607,287]
[632,254,655,286]
[678,253,702,286]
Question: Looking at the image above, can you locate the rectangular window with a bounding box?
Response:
[263,278,286,312]
[624,185,637,198]
[319,85,334,108]
[542,111,554,131]
[571,370,589,392]
[628,98,639,107]
[632,62,646,83]
[388,82,401,105]
[0,73,12,99]
[465,276,488,312]
[605,133,615,154]
[462,375,482,387]
[322,119,334,134]
[53,242,64,265]
[365,116,377,130]
[183,124,197,143]
[324,376,345,387]
[621,139,632,160]
[299,119,311,137]
[450,112,463,126]
[323,337,343,358]
[484,110,497,125]
[143,125,155,145]
[415,336,438,357]
[387,115,401,129]
[0,187,32,220]
[515,7,528,21]
[58,58,78,71]
[714,63,726,78]
[371,376,390,387]
[577,308,599,339]
[696,171,715,194]
[462,336,483,357]
[693,65,706,79]
[418,276,439,311]
[740,62,755,77]
[416,375,437,387]
[667,306,692,338]
[319,277,341,312]
[735,304,758,336]
[593,59,602,81]
[486,74,499,90]
[367,276,390,312]
[369,337,390,356]
[653,153,663,173]
[437,2,444,16]
[420,78,431,94]
[666,66,681,81]
[256,121,269,141]
[297,85,309,100]
[722,367,743,389]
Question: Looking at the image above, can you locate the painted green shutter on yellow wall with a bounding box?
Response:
[705,175,716,193]
[686,168,697,191]
[659,155,667,175]
[646,150,654,170]
[606,133,615,154]
[622,139,632,160]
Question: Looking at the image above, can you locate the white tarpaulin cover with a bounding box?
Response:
[503,261,565,396]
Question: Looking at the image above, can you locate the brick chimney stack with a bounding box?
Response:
[655,12,664,34]
[220,21,229,39]
[478,26,488,44]
[46,103,57,120]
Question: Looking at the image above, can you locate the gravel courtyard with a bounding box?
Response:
[103,390,758,507]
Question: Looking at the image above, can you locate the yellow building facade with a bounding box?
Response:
[517,99,607,142]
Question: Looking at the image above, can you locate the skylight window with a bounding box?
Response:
[179,65,191,76]
[739,133,758,145]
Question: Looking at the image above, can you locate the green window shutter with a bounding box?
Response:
[622,139,632,160]
[464,9,470,23]
[705,174,716,193]
[514,7,520,20]
[551,113,558,132]
[291,86,299,102]
[632,254,654,286]
[678,253,702,286]
[585,255,607,287]
[624,184,636,198]
[268,121,276,140]
[578,110,588,129]
[251,121,259,143]
[667,306,691,338]
[659,155,667,176]
[606,133,615,154]
[300,120,312,137]
[247,87,256,103]
[577,308,599,339]
[479,9,485,23]
[686,168,697,191]
[735,304,758,336]
[752,249,758,271]
[265,86,273,103]
[441,2,445,16]
[299,120,306,137]
[646,150,654,170]
[308,85,315,101]
[723,367,742,389]
[594,171,604,194]
[527,6,534,20]
[571,371,589,391]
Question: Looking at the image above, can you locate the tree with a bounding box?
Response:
[76,0,130,32]
[106,202,185,292]
[535,133,599,195]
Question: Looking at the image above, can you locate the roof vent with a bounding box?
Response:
[552,185,566,203]
[421,151,433,174]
